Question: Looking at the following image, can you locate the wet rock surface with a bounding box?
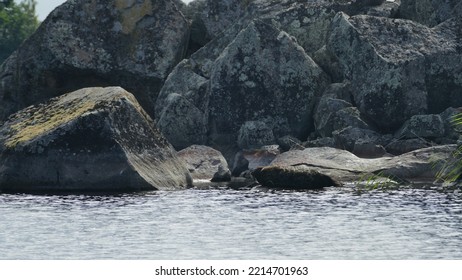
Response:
[0,87,191,193]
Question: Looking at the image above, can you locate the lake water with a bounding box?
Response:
[1,185,461,259]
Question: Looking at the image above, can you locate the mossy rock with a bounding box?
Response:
[0,87,191,193]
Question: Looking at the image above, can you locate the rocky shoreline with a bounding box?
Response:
[0,0,461,192]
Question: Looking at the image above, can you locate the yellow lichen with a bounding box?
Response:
[115,0,153,34]
[5,100,97,148]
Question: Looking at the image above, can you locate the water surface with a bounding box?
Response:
[1,186,461,259]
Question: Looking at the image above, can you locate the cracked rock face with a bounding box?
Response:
[0,0,189,121]
[0,87,191,193]
[328,13,462,131]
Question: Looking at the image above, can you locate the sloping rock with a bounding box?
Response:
[399,0,461,27]
[328,13,462,131]
[270,145,456,182]
[0,87,192,193]
[0,0,189,120]
[252,165,340,189]
[157,19,329,150]
[185,0,248,49]
[395,114,445,139]
[209,20,330,145]
[177,145,231,181]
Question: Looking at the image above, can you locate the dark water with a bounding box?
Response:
[1,185,462,259]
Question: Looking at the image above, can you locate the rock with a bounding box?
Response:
[304,137,336,148]
[333,127,388,151]
[209,20,330,146]
[0,0,189,120]
[252,165,341,190]
[231,151,250,177]
[395,114,445,139]
[352,141,387,158]
[385,138,431,155]
[157,93,208,150]
[270,145,456,183]
[0,87,191,193]
[399,0,461,27]
[185,0,248,48]
[314,84,371,137]
[243,145,281,171]
[439,107,462,140]
[312,46,344,82]
[277,135,303,152]
[366,0,400,18]
[177,145,231,182]
[237,121,275,150]
[211,165,232,182]
[328,13,462,131]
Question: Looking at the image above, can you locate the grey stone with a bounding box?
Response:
[305,137,336,148]
[328,13,462,131]
[177,145,231,181]
[270,145,456,183]
[439,107,462,140]
[277,135,303,152]
[157,93,208,150]
[0,0,189,120]
[314,86,371,137]
[395,114,445,139]
[333,127,385,151]
[385,138,431,155]
[399,0,461,27]
[237,121,276,150]
[211,165,232,182]
[243,145,281,171]
[209,20,330,146]
[0,87,192,193]
[231,151,250,177]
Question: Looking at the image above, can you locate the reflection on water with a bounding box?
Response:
[0,186,461,259]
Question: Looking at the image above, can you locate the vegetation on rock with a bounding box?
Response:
[0,0,39,64]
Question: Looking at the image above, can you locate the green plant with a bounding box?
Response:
[354,171,403,193]
[435,113,462,185]
[0,0,39,64]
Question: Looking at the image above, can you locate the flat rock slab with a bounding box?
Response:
[0,87,191,193]
[270,145,456,183]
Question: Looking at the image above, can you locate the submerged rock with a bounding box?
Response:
[0,87,192,193]
[177,145,231,182]
[252,165,341,189]
[0,0,189,120]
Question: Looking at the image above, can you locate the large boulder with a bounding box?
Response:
[0,87,192,193]
[398,0,461,27]
[0,0,189,120]
[184,0,248,49]
[328,13,462,131]
[209,20,330,145]
[157,19,329,150]
[177,145,231,182]
[395,114,445,139]
[270,145,456,183]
